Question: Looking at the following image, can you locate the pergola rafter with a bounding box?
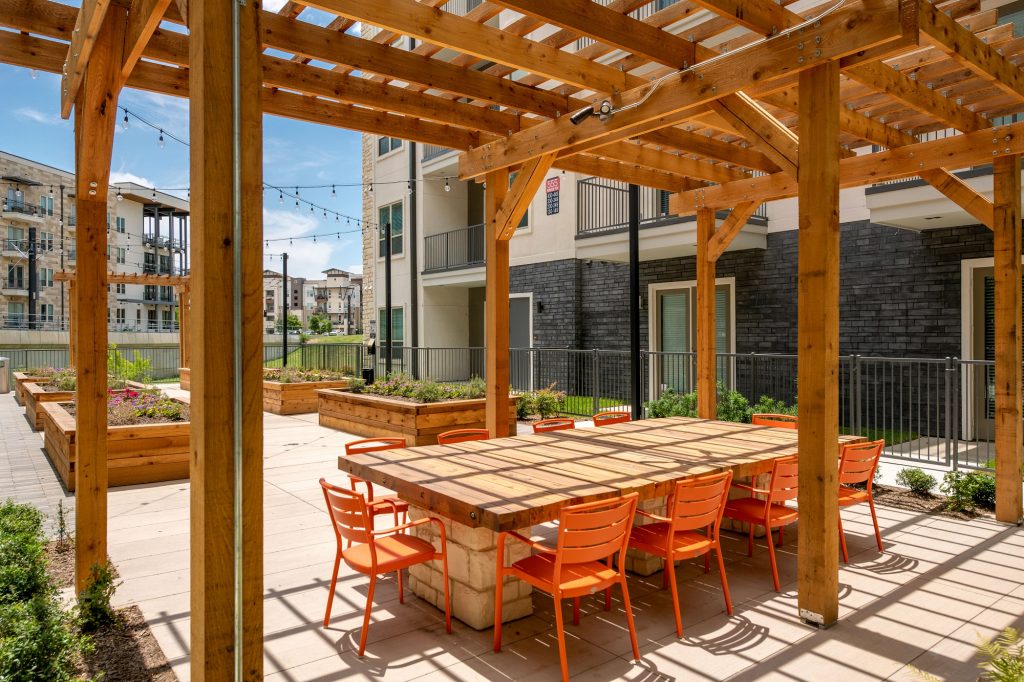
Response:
[2,0,1023,671]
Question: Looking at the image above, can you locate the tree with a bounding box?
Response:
[275,313,301,333]
[308,313,332,334]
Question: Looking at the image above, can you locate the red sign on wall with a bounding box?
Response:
[545,177,560,192]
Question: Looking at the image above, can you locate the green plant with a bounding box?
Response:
[895,467,937,496]
[78,562,118,632]
[364,373,487,403]
[50,368,77,392]
[941,471,977,512]
[970,471,997,509]
[107,344,152,383]
[348,377,366,393]
[55,500,71,550]
[977,627,1024,681]
[0,501,48,604]
[522,384,566,419]
[750,395,798,417]
[411,380,444,403]
[716,384,752,423]
[516,395,530,420]
[644,389,697,418]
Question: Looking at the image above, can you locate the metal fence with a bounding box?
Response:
[423,224,485,273]
[1,342,1000,469]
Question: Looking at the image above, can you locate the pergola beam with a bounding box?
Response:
[60,0,112,118]
[708,201,761,261]
[495,153,557,241]
[707,93,799,177]
[459,0,907,179]
[121,0,173,86]
[671,117,1024,213]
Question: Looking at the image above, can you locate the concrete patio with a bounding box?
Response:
[1,388,1022,681]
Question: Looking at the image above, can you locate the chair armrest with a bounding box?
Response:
[500,530,557,555]
[372,516,432,536]
[635,508,670,523]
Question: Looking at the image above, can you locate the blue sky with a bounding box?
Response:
[0,59,366,280]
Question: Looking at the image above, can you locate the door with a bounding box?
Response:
[971,267,1024,440]
[509,296,531,391]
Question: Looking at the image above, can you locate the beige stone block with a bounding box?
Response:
[452,521,497,551]
[446,543,471,584]
[468,547,497,588]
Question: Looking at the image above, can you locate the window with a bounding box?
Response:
[116,216,126,233]
[41,232,54,251]
[39,268,54,288]
[147,309,158,330]
[7,302,25,326]
[162,309,173,329]
[377,136,403,156]
[160,285,174,301]
[6,226,24,251]
[68,203,76,227]
[116,283,126,295]
[38,195,53,216]
[144,285,157,301]
[40,304,54,323]
[6,265,24,289]
[116,308,126,325]
[377,307,404,357]
[378,202,404,256]
[5,188,23,210]
[652,281,733,393]
[116,247,126,264]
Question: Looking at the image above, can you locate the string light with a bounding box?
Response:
[444,178,451,192]
[157,130,165,148]
[331,185,336,198]
[116,189,123,202]
[122,111,129,130]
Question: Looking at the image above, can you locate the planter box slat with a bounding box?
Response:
[23,381,75,430]
[13,372,49,406]
[263,379,351,414]
[40,401,190,492]
[317,390,516,446]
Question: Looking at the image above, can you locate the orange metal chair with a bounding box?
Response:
[320,479,452,655]
[532,418,576,433]
[343,438,410,535]
[751,413,799,429]
[494,493,641,682]
[722,455,799,592]
[628,471,734,636]
[437,428,490,445]
[838,439,886,563]
[593,411,631,427]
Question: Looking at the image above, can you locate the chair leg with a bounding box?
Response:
[357,574,377,656]
[777,526,784,547]
[619,577,641,662]
[663,558,670,589]
[868,497,884,552]
[493,570,505,652]
[553,597,570,682]
[704,550,710,574]
[747,524,755,557]
[766,527,781,592]
[440,552,452,635]
[323,548,343,628]
[715,545,733,616]
[397,568,404,603]
[838,513,849,564]
[666,554,683,638]
[573,597,580,626]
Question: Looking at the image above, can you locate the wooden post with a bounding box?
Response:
[485,168,510,438]
[178,285,190,368]
[796,60,841,627]
[189,0,264,677]
[993,155,1023,525]
[71,6,126,594]
[696,208,717,419]
[68,278,77,368]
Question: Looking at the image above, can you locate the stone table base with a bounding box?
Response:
[406,505,534,631]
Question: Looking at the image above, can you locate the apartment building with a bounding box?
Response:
[1,151,189,332]
[360,1,1024,425]
[263,268,362,334]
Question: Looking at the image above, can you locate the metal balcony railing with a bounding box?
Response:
[421,144,453,162]
[1,202,40,217]
[423,223,485,273]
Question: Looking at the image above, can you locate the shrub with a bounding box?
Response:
[716,385,752,423]
[0,501,88,682]
[78,562,118,632]
[644,389,697,418]
[895,467,937,496]
[750,395,798,417]
[364,373,487,403]
[970,471,997,509]
[348,377,366,393]
[643,384,797,422]
[941,471,976,512]
[106,390,187,426]
[518,384,566,419]
[977,627,1024,681]
[107,344,152,383]
[50,368,77,392]
[264,367,352,383]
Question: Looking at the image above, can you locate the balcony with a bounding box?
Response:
[1,202,43,223]
[2,239,28,256]
[421,144,454,163]
[2,280,28,296]
[143,263,175,275]
[423,223,485,274]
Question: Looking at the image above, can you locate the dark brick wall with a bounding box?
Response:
[511,258,581,348]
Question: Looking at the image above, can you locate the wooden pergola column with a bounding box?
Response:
[485,168,510,438]
[178,284,190,368]
[993,155,1023,525]
[796,60,841,627]
[71,5,126,593]
[188,0,264,676]
[68,278,77,368]
[696,208,717,418]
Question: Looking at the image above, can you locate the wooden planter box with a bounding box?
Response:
[317,390,517,446]
[264,379,351,415]
[23,381,75,430]
[40,401,191,492]
[179,367,190,390]
[13,372,49,406]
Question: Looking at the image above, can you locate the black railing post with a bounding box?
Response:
[628,183,642,420]
[591,348,601,416]
[945,356,955,469]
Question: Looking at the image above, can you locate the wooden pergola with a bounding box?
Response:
[2,0,1023,674]
[53,271,191,368]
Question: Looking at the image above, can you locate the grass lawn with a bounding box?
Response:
[308,335,362,344]
[559,395,626,416]
[840,425,919,446]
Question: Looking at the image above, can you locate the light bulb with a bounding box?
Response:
[30,69,38,79]
[278,192,284,204]
[121,112,129,130]
[331,185,336,198]
[158,130,165,148]
[444,178,451,192]
[116,189,123,202]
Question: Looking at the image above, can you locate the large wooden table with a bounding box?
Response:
[337,416,862,629]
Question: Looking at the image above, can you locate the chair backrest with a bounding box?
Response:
[593,411,631,427]
[533,418,576,433]
[343,438,407,499]
[555,493,638,571]
[668,470,733,534]
[751,413,799,429]
[320,478,374,550]
[839,439,885,488]
[437,428,490,445]
[768,455,800,504]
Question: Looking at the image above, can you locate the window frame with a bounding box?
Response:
[377,201,404,258]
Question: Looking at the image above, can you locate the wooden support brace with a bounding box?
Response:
[485,169,511,437]
[696,208,717,419]
[61,0,113,118]
[72,2,126,594]
[992,154,1023,525]
[708,201,760,262]
[495,153,556,240]
[796,60,841,628]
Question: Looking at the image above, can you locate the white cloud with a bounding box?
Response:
[345,264,363,274]
[110,171,155,187]
[14,107,64,126]
[262,0,288,11]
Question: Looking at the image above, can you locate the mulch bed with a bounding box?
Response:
[61,401,189,426]
[871,483,993,521]
[44,542,177,681]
